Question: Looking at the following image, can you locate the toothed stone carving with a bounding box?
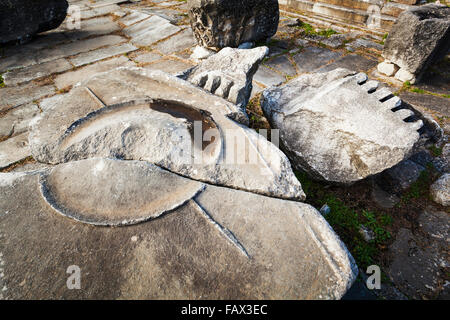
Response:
[187,0,279,48]
[261,68,424,184]
[30,67,305,200]
[186,46,269,109]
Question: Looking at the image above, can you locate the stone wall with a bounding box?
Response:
[279,0,419,34]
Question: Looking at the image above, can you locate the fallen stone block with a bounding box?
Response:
[188,0,279,48]
[261,68,424,184]
[0,0,68,44]
[379,4,450,83]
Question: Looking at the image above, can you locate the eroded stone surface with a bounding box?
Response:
[29,67,305,200]
[186,47,268,108]
[0,161,357,299]
[261,68,423,184]
[188,0,279,48]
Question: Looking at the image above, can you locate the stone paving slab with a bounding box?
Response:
[144,59,194,75]
[293,46,342,73]
[0,83,55,111]
[32,35,127,67]
[69,43,138,67]
[120,10,151,27]
[264,55,297,77]
[60,16,121,41]
[318,54,378,73]
[89,0,129,9]
[349,38,383,51]
[79,4,121,19]
[254,66,286,87]
[55,56,134,89]
[154,29,195,55]
[131,51,163,64]
[38,94,67,112]
[125,15,181,47]
[399,91,450,118]
[416,72,450,96]
[0,104,40,138]
[0,48,39,73]
[3,59,73,86]
[139,7,185,24]
[123,14,170,39]
[0,132,30,169]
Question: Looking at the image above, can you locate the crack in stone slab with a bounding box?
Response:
[192,199,251,259]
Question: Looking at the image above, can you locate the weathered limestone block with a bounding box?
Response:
[188,0,279,48]
[0,0,69,44]
[380,4,450,83]
[29,67,305,201]
[261,68,424,184]
[0,160,357,299]
[185,46,269,109]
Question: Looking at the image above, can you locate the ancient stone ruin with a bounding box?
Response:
[184,46,269,109]
[378,4,450,83]
[188,0,280,48]
[0,0,448,301]
[261,68,423,184]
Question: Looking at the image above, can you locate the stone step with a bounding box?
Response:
[280,0,410,33]
[303,0,412,18]
[280,8,386,39]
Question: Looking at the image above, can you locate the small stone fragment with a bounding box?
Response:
[430,174,450,206]
[377,61,399,77]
